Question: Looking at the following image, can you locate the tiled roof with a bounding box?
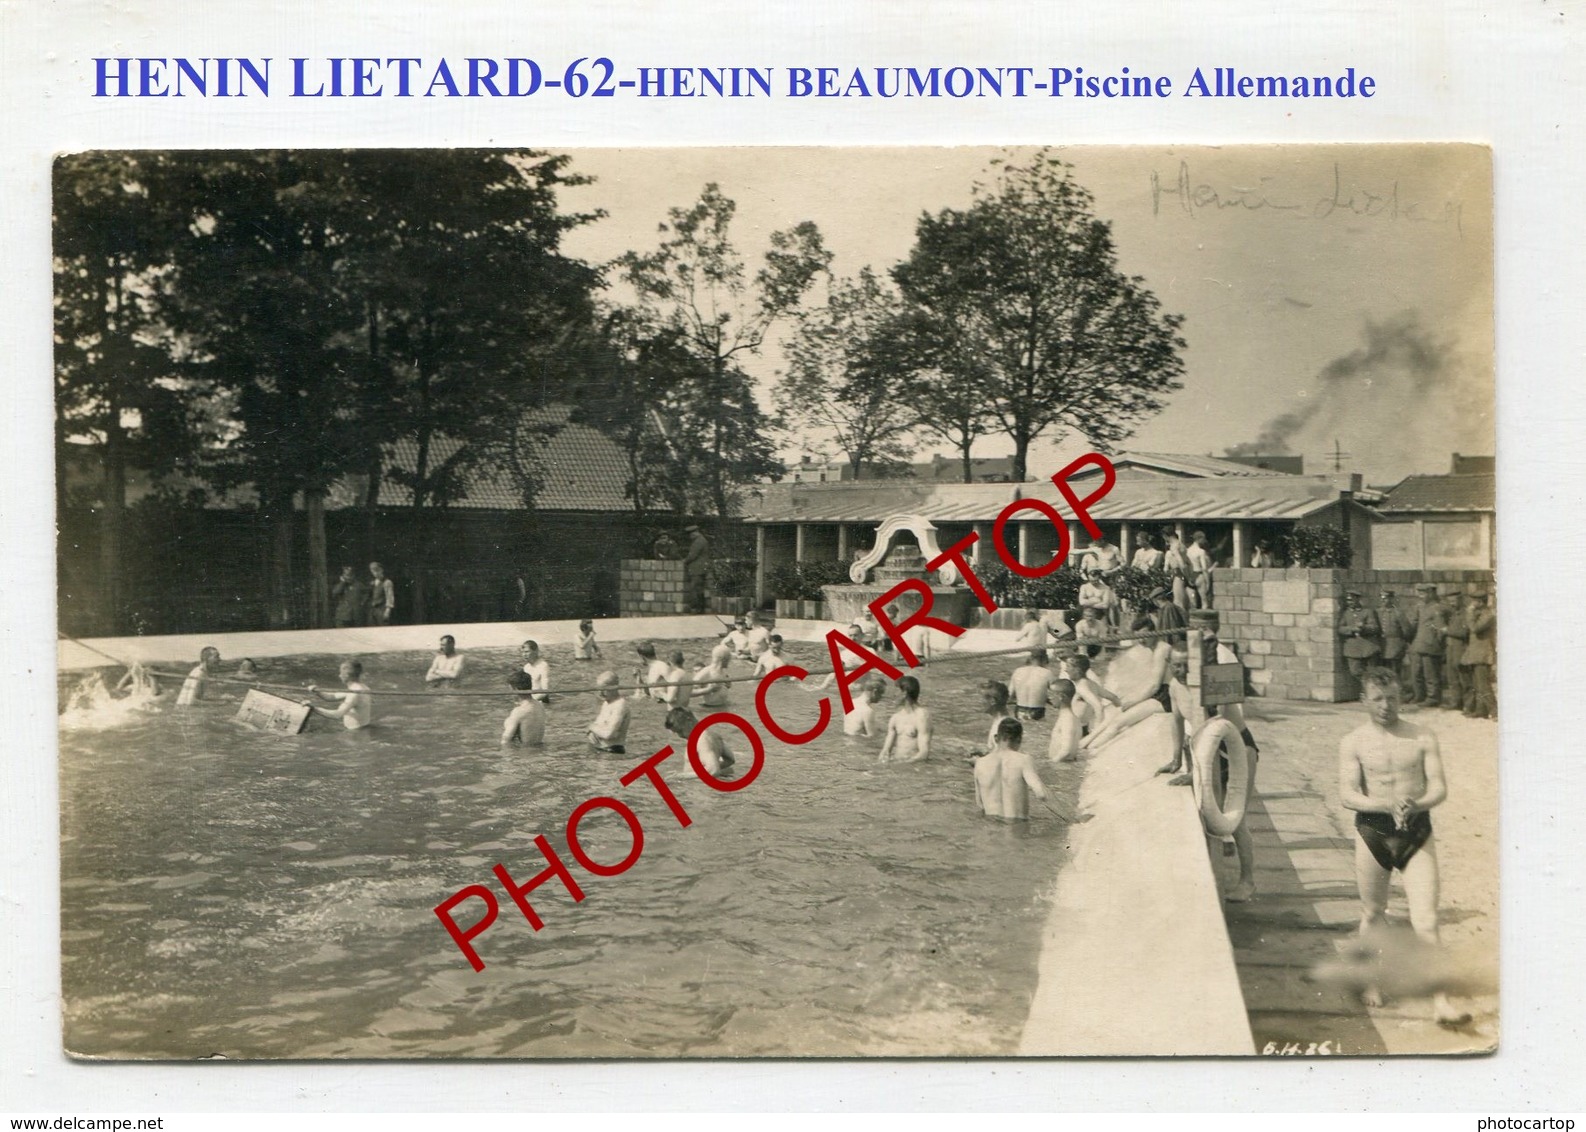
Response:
[1378,474,1495,514]
[377,405,660,513]
[743,476,1342,525]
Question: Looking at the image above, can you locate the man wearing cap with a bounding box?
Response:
[682,523,710,614]
[1441,591,1470,711]
[1337,590,1382,696]
[1408,585,1448,707]
[1460,591,1496,719]
[1151,585,1188,645]
[1379,591,1411,681]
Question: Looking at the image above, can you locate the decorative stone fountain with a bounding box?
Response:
[820,514,982,629]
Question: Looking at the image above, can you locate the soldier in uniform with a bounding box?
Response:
[1337,589,1382,697]
[1460,590,1496,719]
[1408,584,1448,707]
[1379,590,1411,678]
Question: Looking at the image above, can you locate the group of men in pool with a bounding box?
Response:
[160,595,1473,1026]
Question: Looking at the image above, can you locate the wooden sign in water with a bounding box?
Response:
[235,688,312,734]
[1199,662,1247,707]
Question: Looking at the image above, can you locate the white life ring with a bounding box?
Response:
[1190,717,1249,836]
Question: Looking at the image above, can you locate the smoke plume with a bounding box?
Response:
[1224,313,1490,480]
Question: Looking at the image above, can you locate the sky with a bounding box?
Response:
[554,144,1494,486]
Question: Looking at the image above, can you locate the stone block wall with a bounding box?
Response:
[1215,567,1495,703]
[619,559,688,617]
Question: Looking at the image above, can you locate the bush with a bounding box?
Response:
[1280,526,1354,568]
[1021,565,1083,610]
[707,557,757,597]
[766,559,855,601]
[800,558,855,591]
[973,561,1082,609]
[1111,565,1171,610]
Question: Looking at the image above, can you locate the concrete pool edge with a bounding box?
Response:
[56,617,1031,671]
[1018,712,1256,1056]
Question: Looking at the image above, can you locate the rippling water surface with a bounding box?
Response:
[59,640,1082,1058]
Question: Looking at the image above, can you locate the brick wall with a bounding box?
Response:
[620,559,688,616]
[1215,567,1495,702]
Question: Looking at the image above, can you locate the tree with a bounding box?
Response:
[54,152,222,632]
[891,150,1187,482]
[336,151,603,516]
[776,268,917,479]
[567,309,698,518]
[871,304,998,483]
[618,184,830,519]
[153,150,604,627]
[156,151,372,628]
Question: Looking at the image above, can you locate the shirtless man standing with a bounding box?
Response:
[878,675,931,763]
[1338,667,1470,1026]
[973,718,1049,821]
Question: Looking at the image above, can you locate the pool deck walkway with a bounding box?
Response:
[1218,700,1499,1056]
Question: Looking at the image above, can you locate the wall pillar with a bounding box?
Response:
[973,522,989,564]
[795,523,807,563]
[1018,522,1031,568]
[1232,522,1247,569]
[1067,521,1081,566]
[1120,521,1133,563]
[837,524,849,560]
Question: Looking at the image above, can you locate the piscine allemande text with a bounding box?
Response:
[434,453,1118,971]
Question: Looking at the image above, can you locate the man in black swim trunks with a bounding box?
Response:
[1337,667,1469,1026]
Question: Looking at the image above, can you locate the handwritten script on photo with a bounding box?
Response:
[1151,161,1464,236]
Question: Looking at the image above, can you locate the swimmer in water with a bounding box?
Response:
[518,640,550,702]
[425,634,466,686]
[1014,608,1050,650]
[843,676,887,738]
[753,634,787,678]
[308,660,373,730]
[972,717,1049,821]
[665,706,736,778]
[967,678,1016,761]
[743,615,773,659]
[1009,648,1056,721]
[878,675,931,764]
[723,617,752,657]
[693,644,733,708]
[659,650,693,709]
[500,669,546,747]
[634,641,669,701]
[114,661,162,699]
[176,646,222,706]
[586,670,630,754]
[574,619,601,661]
[1339,667,1469,1027]
[1046,679,1082,763]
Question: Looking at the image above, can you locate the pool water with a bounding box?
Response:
[59,639,1083,1058]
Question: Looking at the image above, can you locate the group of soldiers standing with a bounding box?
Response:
[1337,584,1496,718]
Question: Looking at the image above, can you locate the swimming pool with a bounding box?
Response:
[59,637,1083,1058]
